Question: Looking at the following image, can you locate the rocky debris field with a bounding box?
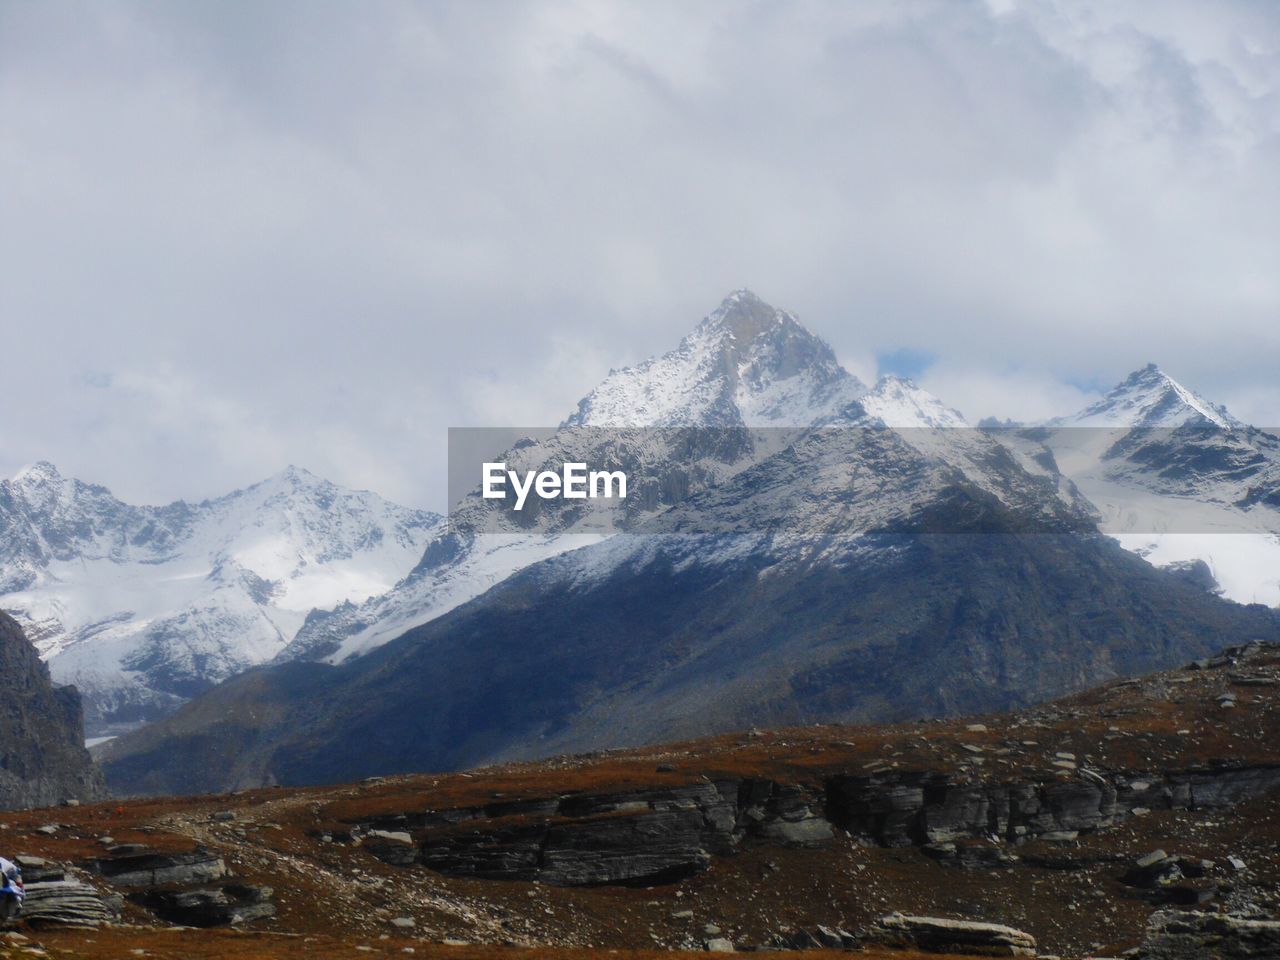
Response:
[2,641,1280,959]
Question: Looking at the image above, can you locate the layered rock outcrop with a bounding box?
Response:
[348,761,1280,888]
[1139,910,1280,958]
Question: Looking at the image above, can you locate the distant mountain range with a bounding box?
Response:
[93,291,1280,795]
[0,463,439,735]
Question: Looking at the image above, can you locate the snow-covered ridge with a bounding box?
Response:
[1049,363,1240,430]
[1036,363,1280,607]
[0,462,440,735]
[855,375,969,429]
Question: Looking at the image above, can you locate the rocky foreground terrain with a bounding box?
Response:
[5,642,1280,959]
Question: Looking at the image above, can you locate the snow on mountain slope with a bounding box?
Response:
[566,290,867,428]
[1037,364,1280,607]
[1049,363,1241,430]
[0,463,440,735]
[281,291,877,665]
[855,375,968,429]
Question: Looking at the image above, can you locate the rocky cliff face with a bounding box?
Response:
[0,611,104,809]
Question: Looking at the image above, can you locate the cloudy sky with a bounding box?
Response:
[1,0,1277,509]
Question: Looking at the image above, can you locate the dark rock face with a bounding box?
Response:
[352,762,1280,889]
[1139,910,1280,959]
[358,780,831,886]
[128,883,275,927]
[0,611,104,809]
[410,782,744,886]
[825,764,1280,847]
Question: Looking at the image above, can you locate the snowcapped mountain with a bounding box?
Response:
[98,291,1280,794]
[566,289,867,428]
[0,463,440,735]
[100,369,1280,793]
[1048,363,1241,430]
[1035,364,1280,606]
[279,290,881,663]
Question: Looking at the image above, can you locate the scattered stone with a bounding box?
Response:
[390,917,415,929]
[704,937,734,952]
[210,811,235,822]
[367,829,413,844]
[1137,850,1169,869]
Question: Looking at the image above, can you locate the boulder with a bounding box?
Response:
[19,880,122,926]
[871,913,1037,957]
[87,847,226,886]
[13,856,65,883]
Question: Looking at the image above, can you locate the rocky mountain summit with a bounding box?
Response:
[0,612,103,809]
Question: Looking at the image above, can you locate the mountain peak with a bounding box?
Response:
[1057,364,1239,429]
[565,292,866,428]
[12,460,64,486]
[700,289,788,341]
[278,464,320,483]
[854,375,969,428]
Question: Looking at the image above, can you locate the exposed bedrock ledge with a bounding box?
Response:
[825,763,1280,847]
[352,764,1280,886]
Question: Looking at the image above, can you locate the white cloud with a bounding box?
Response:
[0,0,1275,507]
